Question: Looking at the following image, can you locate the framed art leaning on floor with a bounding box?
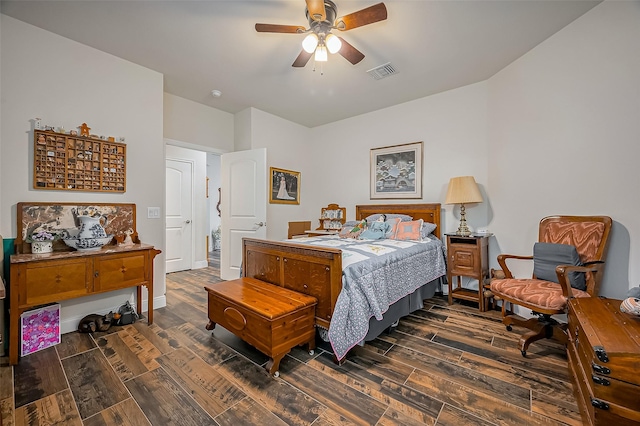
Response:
[270,167,300,205]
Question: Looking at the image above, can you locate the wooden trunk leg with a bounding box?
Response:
[205,320,216,330]
[266,352,287,377]
[306,336,316,355]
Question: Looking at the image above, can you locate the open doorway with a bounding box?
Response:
[207,152,222,264]
[165,142,221,273]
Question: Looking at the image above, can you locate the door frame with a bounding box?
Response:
[165,140,227,271]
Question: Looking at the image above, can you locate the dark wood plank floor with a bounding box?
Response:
[0,251,582,425]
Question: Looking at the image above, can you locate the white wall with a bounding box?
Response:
[0,15,166,332]
[244,108,315,240]
[487,0,640,298]
[164,93,234,153]
[308,82,490,234]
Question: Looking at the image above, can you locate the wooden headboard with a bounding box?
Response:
[355,203,441,239]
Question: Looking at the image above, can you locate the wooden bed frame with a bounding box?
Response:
[242,203,441,330]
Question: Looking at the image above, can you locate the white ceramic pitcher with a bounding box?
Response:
[77,215,108,239]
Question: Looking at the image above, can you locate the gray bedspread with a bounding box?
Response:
[286,235,446,360]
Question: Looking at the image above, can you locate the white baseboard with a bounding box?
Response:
[59,294,167,334]
[193,260,209,269]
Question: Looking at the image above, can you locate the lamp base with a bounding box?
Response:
[455,204,472,236]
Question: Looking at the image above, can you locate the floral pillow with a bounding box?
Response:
[393,219,424,241]
[339,219,366,239]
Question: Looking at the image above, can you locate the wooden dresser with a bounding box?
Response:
[9,244,160,365]
[567,297,640,425]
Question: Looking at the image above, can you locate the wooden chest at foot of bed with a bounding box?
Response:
[204,277,317,377]
[567,297,640,425]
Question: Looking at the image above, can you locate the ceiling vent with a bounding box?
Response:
[367,62,397,80]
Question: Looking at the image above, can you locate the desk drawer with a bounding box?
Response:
[21,258,91,306]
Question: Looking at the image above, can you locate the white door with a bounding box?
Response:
[165,159,193,273]
[220,148,267,280]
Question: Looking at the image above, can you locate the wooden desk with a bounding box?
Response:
[9,243,160,365]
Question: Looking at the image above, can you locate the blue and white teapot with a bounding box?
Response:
[77,215,109,239]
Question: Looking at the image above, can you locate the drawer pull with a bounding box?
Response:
[303,284,308,289]
[594,345,609,363]
[591,362,610,375]
[590,398,609,410]
[591,375,610,386]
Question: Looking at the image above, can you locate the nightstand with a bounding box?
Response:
[446,234,490,311]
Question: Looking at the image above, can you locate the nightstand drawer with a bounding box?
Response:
[446,234,490,311]
[449,247,477,273]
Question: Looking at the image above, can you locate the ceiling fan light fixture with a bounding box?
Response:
[315,44,328,62]
[302,33,319,53]
[325,33,342,54]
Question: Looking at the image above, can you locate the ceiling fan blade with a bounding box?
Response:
[292,50,313,67]
[306,0,326,21]
[334,3,387,31]
[337,37,365,65]
[255,23,306,33]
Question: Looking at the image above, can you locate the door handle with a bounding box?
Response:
[185,220,191,224]
[255,222,265,227]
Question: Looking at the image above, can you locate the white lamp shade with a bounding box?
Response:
[315,45,328,62]
[445,176,483,204]
[326,33,342,54]
[302,33,319,53]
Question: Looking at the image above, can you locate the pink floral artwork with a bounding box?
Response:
[21,304,61,356]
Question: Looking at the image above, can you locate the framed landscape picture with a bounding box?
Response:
[370,141,423,199]
[270,167,300,205]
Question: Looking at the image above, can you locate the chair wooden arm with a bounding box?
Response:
[556,261,605,297]
[497,254,533,279]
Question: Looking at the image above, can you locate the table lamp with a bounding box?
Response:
[445,176,483,236]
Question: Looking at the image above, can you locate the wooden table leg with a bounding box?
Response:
[9,307,20,365]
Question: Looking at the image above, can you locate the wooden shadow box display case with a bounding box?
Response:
[34,130,126,192]
[317,203,346,231]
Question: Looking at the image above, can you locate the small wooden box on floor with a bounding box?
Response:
[204,277,317,376]
[567,297,640,425]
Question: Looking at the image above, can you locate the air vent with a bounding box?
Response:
[366,63,397,80]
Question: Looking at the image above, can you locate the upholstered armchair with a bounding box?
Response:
[490,216,612,356]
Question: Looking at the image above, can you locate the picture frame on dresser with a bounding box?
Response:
[269,167,300,205]
[370,141,423,199]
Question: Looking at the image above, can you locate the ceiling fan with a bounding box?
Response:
[255,0,387,68]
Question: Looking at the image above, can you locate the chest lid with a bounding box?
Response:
[569,297,640,386]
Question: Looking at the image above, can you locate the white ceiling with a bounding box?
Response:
[1,0,601,128]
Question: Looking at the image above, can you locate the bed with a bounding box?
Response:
[242,203,446,360]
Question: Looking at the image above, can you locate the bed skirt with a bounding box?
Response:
[317,276,443,343]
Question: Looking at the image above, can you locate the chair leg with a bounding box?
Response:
[518,322,548,356]
[509,315,568,357]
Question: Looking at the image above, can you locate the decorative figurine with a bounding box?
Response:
[79,123,91,137]
[122,228,135,246]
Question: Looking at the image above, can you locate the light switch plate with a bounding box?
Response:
[147,207,161,219]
